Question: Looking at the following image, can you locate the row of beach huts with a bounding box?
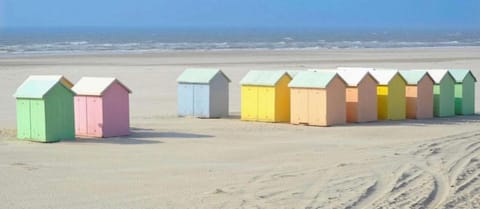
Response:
[177,68,476,126]
[13,68,475,143]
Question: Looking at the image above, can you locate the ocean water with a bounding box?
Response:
[0,28,479,56]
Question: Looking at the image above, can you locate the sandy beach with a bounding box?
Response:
[1,47,480,208]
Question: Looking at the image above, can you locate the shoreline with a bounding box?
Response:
[2,46,480,59]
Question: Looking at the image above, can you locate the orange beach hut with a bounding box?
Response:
[399,70,434,119]
[289,71,347,126]
[337,70,378,123]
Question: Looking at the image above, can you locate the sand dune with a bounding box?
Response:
[0,48,480,208]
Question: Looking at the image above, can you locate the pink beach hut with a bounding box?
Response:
[72,77,131,138]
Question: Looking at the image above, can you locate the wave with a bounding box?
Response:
[1,39,480,56]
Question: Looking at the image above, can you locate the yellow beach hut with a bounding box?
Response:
[240,70,292,122]
[369,69,407,120]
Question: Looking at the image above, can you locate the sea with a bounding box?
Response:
[1,27,479,57]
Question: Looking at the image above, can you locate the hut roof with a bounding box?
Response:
[448,69,477,83]
[177,68,231,84]
[337,71,378,87]
[308,69,376,87]
[240,70,291,86]
[286,70,302,78]
[369,69,401,85]
[72,77,132,96]
[288,71,343,88]
[14,75,74,99]
[426,69,453,84]
[399,70,431,85]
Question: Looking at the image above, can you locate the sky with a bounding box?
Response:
[1,0,479,30]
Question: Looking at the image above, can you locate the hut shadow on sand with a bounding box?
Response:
[343,114,480,127]
[130,128,213,139]
[67,128,214,144]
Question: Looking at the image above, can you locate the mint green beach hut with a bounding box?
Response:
[427,70,456,117]
[14,75,76,142]
[449,69,477,115]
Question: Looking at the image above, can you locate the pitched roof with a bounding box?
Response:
[240,70,291,86]
[337,67,374,72]
[369,69,402,85]
[14,75,74,99]
[288,71,342,88]
[308,69,374,87]
[337,71,378,87]
[425,69,453,84]
[399,70,431,85]
[286,70,302,78]
[448,69,477,83]
[72,77,132,96]
[177,68,231,84]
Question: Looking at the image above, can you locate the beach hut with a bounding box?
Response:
[177,68,231,118]
[289,71,347,126]
[427,70,456,117]
[72,77,131,138]
[240,70,291,122]
[337,70,378,123]
[13,75,75,142]
[400,70,434,119]
[449,69,476,115]
[369,69,407,120]
[311,69,378,123]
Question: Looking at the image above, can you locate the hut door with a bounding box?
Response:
[178,84,194,116]
[193,85,209,117]
[258,88,274,121]
[74,97,88,135]
[242,86,258,120]
[308,90,325,126]
[16,100,31,138]
[293,89,308,124]
[30,100,46,139]
[86,97,103,137]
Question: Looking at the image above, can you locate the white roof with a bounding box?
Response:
[72,77,131,96]
[337,71,377,86]
[425,69,451,84]
[368,69,400,85]
[309,69,378,87]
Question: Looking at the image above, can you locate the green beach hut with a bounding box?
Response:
[14,75,76,142]
[449,69,477,115]
[426,70,456,117]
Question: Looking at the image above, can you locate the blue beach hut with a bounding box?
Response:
[177,68,231,118]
